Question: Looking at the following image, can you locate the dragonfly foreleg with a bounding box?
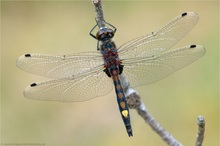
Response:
[89,23,98,39]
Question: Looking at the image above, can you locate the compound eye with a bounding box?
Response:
[109,32,114,38]
[96,28,114,40]
[107,29,114,38]
[96,31,103,40]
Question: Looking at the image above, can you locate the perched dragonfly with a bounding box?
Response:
[16,12,205,137]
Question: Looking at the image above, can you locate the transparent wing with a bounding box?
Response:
[122,45,205,87]
[24,66,113,102]
[16,51,103,79]
[118,12,199,59]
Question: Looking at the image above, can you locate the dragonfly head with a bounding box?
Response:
[96,27,115,41]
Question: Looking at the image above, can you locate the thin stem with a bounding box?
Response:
[92,0,106,28]
[195,115,205,146]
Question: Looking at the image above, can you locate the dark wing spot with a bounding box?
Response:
[25,54,31,57]
[190,45,196,48]
[30,83,37,87]
[181,12,187,17]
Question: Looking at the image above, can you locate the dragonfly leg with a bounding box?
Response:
[104,21,117,33]
[89,23,98,39]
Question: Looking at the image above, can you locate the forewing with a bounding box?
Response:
[122,45,205,87]
[24,67,113,102]
[16,51,103,79]
[118,12,199,59]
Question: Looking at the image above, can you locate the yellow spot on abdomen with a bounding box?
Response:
[122,110,128,118]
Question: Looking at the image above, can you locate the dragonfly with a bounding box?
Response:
[16,12,206,137]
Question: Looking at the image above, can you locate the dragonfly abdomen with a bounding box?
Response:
[97,28,132,136]
[112,74,133,137]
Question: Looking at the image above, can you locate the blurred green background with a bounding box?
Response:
[1,1,219,146]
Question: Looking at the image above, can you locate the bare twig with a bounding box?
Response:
[195,116,205,146]
[92,0,106,28]
[91,1,205,146]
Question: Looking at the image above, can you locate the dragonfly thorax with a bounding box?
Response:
[100,39,123,77]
